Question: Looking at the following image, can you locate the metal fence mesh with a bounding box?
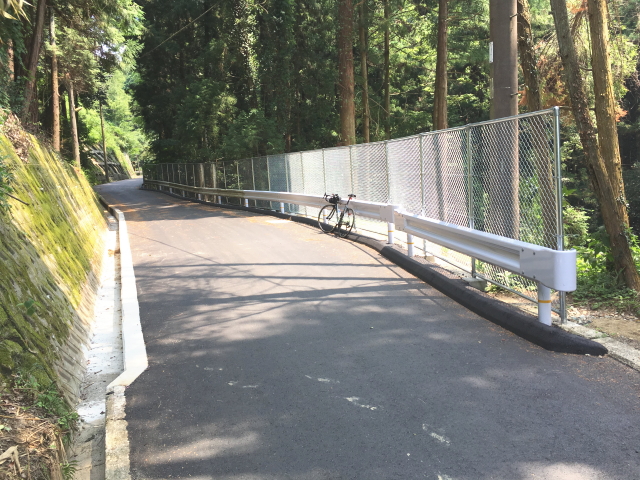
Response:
[144,108,564,318]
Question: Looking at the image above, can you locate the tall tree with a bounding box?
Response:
[64,74,80,168]
[22,0,47,123]
[432,0,448,130]
[587,0,626,200]
[50,7,59,152]
[550,0,640,291]
[359,0,370,143]
[337,0,355,145]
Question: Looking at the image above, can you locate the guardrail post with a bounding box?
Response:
[537,282,552,325]
[407,234,414,257]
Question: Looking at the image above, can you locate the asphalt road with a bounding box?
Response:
[96,179,640,480]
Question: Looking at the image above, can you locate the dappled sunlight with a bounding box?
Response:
[148,431,261,463]
[510,462,610,479]
[459,376,499,389]
[97,180,640,480]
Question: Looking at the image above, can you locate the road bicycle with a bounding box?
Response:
[318,193,356,238]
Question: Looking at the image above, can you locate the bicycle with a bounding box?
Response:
[318,193,356,238]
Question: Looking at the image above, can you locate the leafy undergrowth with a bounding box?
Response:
[0,376,77,480]
[573,269,640,315]
[572,233,640,316]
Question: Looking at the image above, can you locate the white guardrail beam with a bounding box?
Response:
[146,179,576,326]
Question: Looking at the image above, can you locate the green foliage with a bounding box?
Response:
[573,230,640,314]
[15,373,78,433]
[16,298,39,316]
[61,461,78,480]
[563,205,590,249]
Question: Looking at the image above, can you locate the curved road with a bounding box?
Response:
[97,179,640,480]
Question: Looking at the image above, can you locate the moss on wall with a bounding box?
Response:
[0,135,105,391]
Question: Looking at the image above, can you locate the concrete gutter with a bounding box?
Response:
[147,187,608,356]
[98,200,148,480]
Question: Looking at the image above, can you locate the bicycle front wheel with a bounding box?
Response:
[336,207,355,238]
[318,205,338,233]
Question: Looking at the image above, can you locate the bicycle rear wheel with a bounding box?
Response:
[318,205,338,233]
[336,207,355,238]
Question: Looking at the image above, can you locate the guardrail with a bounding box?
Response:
[144,178,575,326]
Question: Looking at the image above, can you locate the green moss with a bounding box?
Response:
[0,339,22,370]
[0,133,105,389]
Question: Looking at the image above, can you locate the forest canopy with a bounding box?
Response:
[1,0,640,299]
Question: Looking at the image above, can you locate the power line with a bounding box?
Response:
[139,3,217,59]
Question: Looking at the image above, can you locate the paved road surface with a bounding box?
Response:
[97,179,640,480]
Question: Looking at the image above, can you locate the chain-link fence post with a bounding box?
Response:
[198,163,204,201]
[385,140,394,244]
[553,106,567,323]
[467,126,476,278]
[322,149,327,194]
[251,158,256,190]
[349,145,354,194]
[267,156,272,191]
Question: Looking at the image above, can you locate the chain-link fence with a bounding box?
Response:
[143,108,565,319]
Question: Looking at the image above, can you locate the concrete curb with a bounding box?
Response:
[98,199,148,480]
[142,187,607,356]
[107,208,148,390]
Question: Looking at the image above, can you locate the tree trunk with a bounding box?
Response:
[337,0,356,146]
[550,0,640,291]
[587,0,626,210]
[22,0,47,123]
[50,8,60,152]
[65,75,81,169]
[384,0,390,140]
[359,0,370,143]
[432,0,448,130]
[8,39,15,81]
[100,102,109,183]
[517,0,556,248]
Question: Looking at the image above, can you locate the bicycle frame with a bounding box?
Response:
[320,193,356,236]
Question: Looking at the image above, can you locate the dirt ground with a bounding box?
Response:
[0,389,70,480]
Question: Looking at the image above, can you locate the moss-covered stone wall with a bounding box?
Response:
[0,134,106,402]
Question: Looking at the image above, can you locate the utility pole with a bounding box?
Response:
[489,0,518,119]
[100,101,109,183]
[488,0,519,239]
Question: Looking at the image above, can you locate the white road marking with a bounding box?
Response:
[305,375,339,384]
[423,424,451,446]
[345,397,377,410]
